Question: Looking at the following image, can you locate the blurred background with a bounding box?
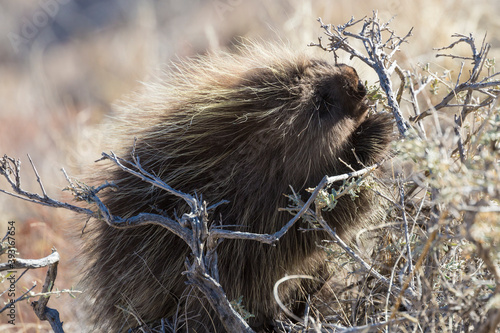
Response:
[0,0,499,331]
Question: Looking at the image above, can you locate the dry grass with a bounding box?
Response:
[0,0,499,331]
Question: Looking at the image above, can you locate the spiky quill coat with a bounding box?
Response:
[80,44,393,332]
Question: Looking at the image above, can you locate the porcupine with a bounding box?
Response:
[79,43,393,332]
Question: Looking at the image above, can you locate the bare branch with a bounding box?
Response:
[411,33,500,124]
[31,252,64,333]
[27,154,48,198]
[1,150,401,332]
[0,251,60,271]
[0,283,37,313]
[0,156,95,216]
[326,162,382,184]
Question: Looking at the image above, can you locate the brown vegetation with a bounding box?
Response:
[0,1,499,332]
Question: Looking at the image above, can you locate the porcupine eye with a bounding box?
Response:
[315,89,337,119]
[316,79,357,120]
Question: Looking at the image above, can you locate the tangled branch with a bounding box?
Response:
[0,150,405,332]
[310,11,411,136]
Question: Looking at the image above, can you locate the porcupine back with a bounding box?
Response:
[79,43,393,332]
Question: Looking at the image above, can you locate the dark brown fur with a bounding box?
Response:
[80,44,393,332]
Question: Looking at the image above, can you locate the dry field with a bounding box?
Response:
[0,0,499,332]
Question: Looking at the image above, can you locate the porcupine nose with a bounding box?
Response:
[357,81,367,98]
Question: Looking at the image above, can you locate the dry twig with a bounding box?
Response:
[310,12,411,136]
